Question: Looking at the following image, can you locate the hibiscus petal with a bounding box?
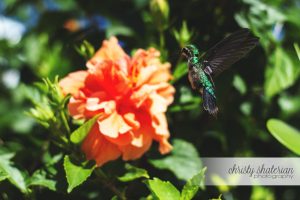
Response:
[86,98,115,115]
[104,131,133,146]
[149,92,168,113]
[87,37,129,70]
[81,124,121,166]
[157,137,173,154]
[68,97,86,119]
[98,111,132,138]
[151,112,170,136]
[123,112,140,130]
[119,133,152,161]
[59,71,88,96]
[156,84,175,106]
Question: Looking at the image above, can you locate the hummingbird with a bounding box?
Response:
[181,28,259,116]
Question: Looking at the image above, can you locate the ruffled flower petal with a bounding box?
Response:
[81,124,121,166]
[60,37,175,167]
[59,71,88,96]
[98,111,132,138]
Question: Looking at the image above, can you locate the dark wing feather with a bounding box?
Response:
[202,28,259,77]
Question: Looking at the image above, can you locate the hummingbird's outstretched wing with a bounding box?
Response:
[202,28,259,77]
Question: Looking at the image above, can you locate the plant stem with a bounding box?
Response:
[60,110,71,135]
[94,168,126,200]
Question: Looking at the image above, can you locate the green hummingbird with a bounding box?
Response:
[181,28,259,116]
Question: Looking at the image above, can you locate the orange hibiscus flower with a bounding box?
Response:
[59,37,175,166]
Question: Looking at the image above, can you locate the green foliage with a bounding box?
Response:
[295,43,300,60]
[145,178,181,200]
[24,34,70,78]
[106,21,135,38]
[149,0,169,32]
[233,74,247,95]
[27,170,56,191]
[0,153,28,194]
[70,114,101,144]
[264,47,299,99]
[235,0,300,99]
[63,155,96,193]
[172,62,188,83]
[210,194,223,200]
[278,94,300,117]
[0,170,9,182]
[180,167,206,200]
[169,86,201,113]
[118,164,149,182]
[75,40,95,60]
[267,119,300,155]
[145,168,206,200]
[250,186,274,200]
[150,139,202,181]
[172,21,195,48]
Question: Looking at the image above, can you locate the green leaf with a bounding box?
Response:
[172,21,195,47]
[145,178,180,200]
[210,194,223,200]
[267,119,300,155]
[233,74,247,95]
[70,114,100,144]
[64,155,96,193]
[250,186,274,200]
[0,153,28,193]
[27,170,56,191]
[111,196,118,200]
[75,40,95,60]
[294,43,300,61]
[172,62,188,83]
[180,167,206,200]
[0,169,9,182]
[118,164,149,182]
[149,0,169,31]
[169,86,201,113]
[264,47,300,99]
[278,94,300,116]
[106,22,134,37]
[150,139,202,181]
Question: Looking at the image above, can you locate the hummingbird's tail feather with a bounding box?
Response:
[203,88,218,117]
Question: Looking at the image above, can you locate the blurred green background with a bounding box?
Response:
[1,0,300,199]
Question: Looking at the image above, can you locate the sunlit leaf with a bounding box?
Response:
[28,170,56,191]
[150,0,169,31]
[264,48,300,99]
[70,114,101,144]
[75,40,95,60]
[64,155,95,193]
[150,139,202,181]
[278,94,300,117]
[210,194,223,200]
[172,62,188,83]
[0,153,28,193]
[180,167,206,200]
[106,22,134,37]
[118,164,149,182]
[210,175,230,192]
[233,74,247,95]
[0,169,9,182]
[145,178,180,200]
[250,186,274,200]
[267,119,300,155]
[172,21,195,47]
[294,43,300,61]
